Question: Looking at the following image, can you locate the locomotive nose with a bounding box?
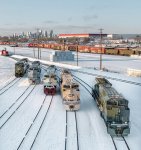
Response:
[115,128,123,135]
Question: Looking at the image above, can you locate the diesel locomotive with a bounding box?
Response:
[61,69,80,111]
[92,77,130,136]
[28,61,41,84]
[15,58,29,77]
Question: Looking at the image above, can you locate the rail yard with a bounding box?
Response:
[0,45,141,150]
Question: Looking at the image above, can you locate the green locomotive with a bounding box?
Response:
[15,58,29,77]
[92,77,130,136]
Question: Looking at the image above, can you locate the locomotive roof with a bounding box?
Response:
[96,77,124,99]
[32,61,40,63]
[96,77,112,86]
[15,61,24,64]
[20,58,28,62]
[100,85,124,100]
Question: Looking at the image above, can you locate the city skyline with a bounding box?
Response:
[0,0,141,36]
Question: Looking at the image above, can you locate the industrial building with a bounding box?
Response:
[58,33,107,38]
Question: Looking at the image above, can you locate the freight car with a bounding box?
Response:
[15,58,29,77]
[61,69,80,111]
[68,45,78,51]
[105,48,119,55]
[92,77,130,136]
[28,61,41,84]
[27,42,139,56]
[118,48,135,56]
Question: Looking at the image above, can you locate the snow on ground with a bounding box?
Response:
[72,69,141,150]
[0,78,29,115]
[32,94,66,150]
[0,47,141,150]
[11,55,81,70]
[0,55,16,89]
[1,45,141,73]
[76,86,115,150]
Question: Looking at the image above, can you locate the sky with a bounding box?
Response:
[0,0,141,36]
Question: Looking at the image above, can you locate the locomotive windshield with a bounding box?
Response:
[63,85,70,88]
[72,84,79,88]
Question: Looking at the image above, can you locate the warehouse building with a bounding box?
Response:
[58,33,107,38]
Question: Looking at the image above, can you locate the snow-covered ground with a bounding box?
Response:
[0,46,141,150]
[1,45,141,73]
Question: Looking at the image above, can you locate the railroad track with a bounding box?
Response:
[0,77,16,91]
[16,95,48,150]
[111,135,130,150]
[64,111,68,150]
[74,111,79,150]
[0,85,36,130]
[72,76,131,150]
[0,85,31,119]
[0,78,21,95]
[44,67,131,150]
[72,76,92,97]
[71,69,141,86]
[29,96,53,150]
[65,111,79,150]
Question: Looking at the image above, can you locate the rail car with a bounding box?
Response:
[1,49,9,56]
[27,42,141,56]
[68,45,78,51]
[15,58,29,77]
[92,77,130,136]
[28,61,41,84]
[61,69,80,111]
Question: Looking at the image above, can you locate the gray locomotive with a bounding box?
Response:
[15,58,29,77]
[92,77,130,136]
[28,61,41,84]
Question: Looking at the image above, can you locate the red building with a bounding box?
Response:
[58,33,107,38]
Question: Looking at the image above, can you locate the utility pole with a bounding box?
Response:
[37,28,40,59]
[33,47,35,58]
[76,38,79,66]
[14,47,15,55]
[40,47,41,59]
[63,39,66,50]
[99,28,104,70]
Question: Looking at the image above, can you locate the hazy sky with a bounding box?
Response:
[0,0,141,35]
